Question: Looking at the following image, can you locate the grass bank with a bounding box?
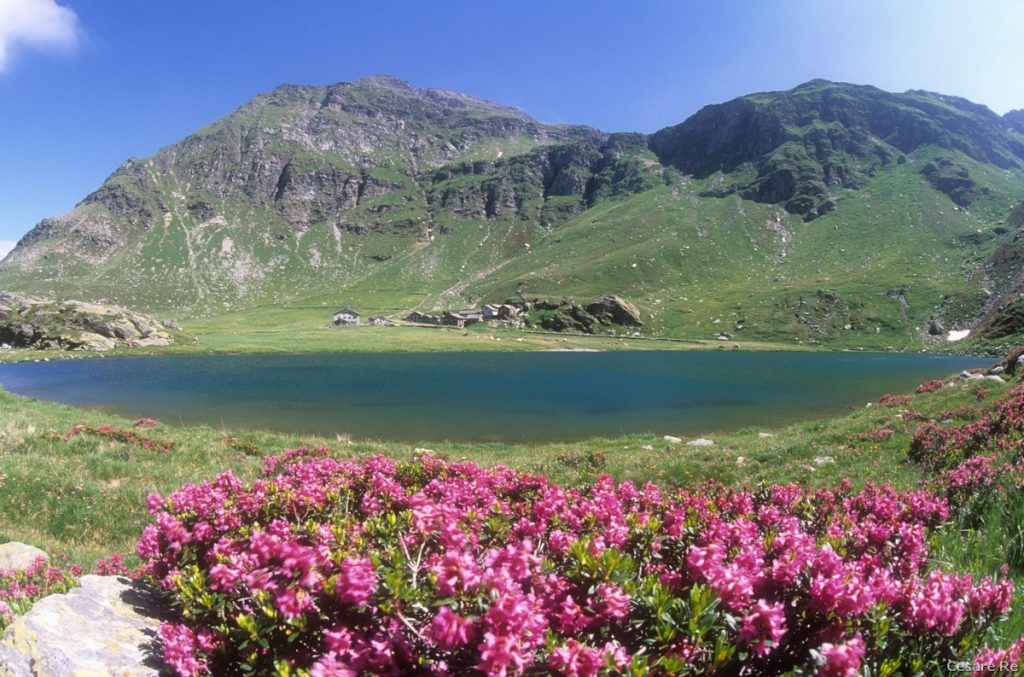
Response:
[0,371,1007,567]
[0,323,814,365]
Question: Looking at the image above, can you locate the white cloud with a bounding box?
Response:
[0,0,80,72]
[0,240,16,258]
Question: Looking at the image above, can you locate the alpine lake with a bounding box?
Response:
[0,351,993,443]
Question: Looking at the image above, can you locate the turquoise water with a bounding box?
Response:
[0,352,991,443]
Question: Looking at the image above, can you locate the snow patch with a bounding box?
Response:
[946,329,970,342]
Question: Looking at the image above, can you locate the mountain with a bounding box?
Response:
[651,80,1023,219]
[2,77,1024,349]
[1006,109,1024,134]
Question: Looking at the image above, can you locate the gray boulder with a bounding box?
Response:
[585,295,643,327]
[75,332,118,352]
[0,543,47,571]
[0,575,166,676]
[134,337,173,347]
[0,292,180,351]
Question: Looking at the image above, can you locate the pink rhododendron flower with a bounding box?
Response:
[738,600,787,656]
[428,606,475,650]
[816,634,865,677]
[336,556,376,606]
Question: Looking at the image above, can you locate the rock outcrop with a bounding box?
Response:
[0,292,185,351]
[0,543,47,571]
[0,575,166,676]
[530,295,643,334]
[585,295,643,327]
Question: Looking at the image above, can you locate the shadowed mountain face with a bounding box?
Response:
[1006,110,1024,134]
[2,77,1023,348]
[650,80,1024,219]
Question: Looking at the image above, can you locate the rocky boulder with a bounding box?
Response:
[0,292,187,352]
[0,575,167,676]
[585,295,643,327]
[0,543,47,571]
[75,332,118,352]
[531,295,643,334]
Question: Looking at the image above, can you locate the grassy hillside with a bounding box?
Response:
[158,154,1022,352]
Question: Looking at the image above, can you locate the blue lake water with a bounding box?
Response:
[0,352,991,443]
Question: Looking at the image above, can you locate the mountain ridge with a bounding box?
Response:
[2,76,1023,349]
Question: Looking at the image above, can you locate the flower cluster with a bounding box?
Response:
[971,637,1024,675]
[878,393,913,407]
[136,451,1015,676]
[929,453,1024,525]
[0,555,81,631]
[92,552,134,576]
[909,385,1024,469]
[939,406,978,421]
[853,428,896,442]
[58,422,175,453]
[915,379,945,394]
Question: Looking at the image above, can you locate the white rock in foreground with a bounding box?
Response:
[0,543,47,571]
[686,438,715,447]
[0,575,165,677]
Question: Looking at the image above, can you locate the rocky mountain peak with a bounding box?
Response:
[355,74,418,91]
[1006,109,1024,134]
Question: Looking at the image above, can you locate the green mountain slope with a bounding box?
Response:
[2,77,1023,349]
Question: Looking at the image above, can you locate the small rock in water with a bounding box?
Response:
[813,456,836,465]
[663,435,682,444]
[0,542,48,571]
[686,438,715,447]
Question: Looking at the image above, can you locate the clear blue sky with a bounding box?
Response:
[2,0,1023,251]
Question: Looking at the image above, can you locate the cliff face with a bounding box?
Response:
[0,76,614,310]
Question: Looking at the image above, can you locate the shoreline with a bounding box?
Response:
[0,321,989,365]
